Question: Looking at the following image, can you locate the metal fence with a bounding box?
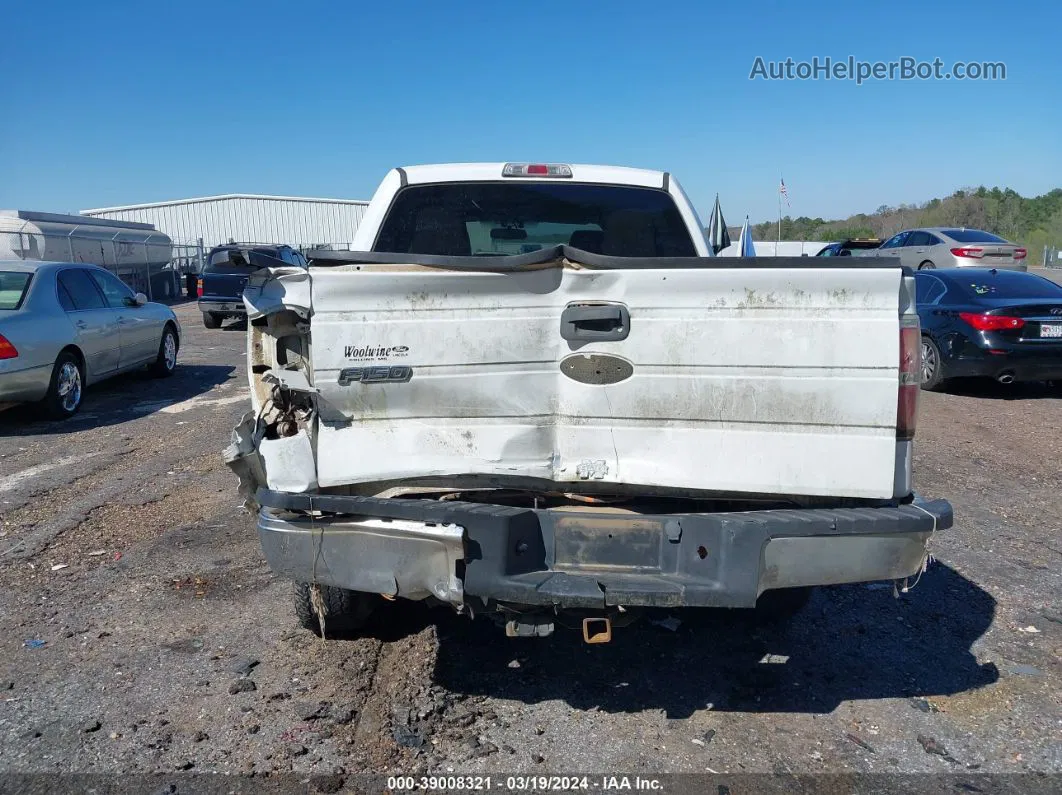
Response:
[91,258,186,303]
[171,240,206,274]
[1042,246,1061,268]
[2,229,207,303]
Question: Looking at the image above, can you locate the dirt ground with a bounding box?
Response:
[1,301,1060,789]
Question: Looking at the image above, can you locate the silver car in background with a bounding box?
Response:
[0,261,181,419]
[877,227,1027,271]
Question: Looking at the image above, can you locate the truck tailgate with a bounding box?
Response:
[202,272,250,300]
[301,258,905,500]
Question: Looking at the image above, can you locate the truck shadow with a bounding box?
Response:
[0,364,237,437]
[422,563,997,717]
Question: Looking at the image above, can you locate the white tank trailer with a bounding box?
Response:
[0,210,178,299]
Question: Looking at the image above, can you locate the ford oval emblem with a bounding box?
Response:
[560,353,634,385]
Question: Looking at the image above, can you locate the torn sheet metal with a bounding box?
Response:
[259,430,318,493]
[256,510,465,604]
[242,267,311,319]
[223,411,268,510]
[263,369,316,394]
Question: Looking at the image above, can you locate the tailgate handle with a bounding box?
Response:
[561,303,630,342]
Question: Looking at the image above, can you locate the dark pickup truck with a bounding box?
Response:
[197,244,307,329]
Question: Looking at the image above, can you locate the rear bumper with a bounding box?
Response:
[0,362,51,404]
[946,344,1062,381]
[198,299,246,316]
[254,489,953,610]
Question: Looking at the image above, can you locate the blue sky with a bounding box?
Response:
[2,0,1059,224]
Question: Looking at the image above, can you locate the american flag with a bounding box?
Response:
[779,178,790,208]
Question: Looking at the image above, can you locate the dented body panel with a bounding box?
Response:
[242,253,912,500]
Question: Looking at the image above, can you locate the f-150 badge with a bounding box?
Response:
[338,366,413,385]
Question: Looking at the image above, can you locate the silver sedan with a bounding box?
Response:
[877,227,1027,271]
[0,260,181,419]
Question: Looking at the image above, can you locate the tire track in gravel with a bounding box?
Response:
[348,617,442,772]
[0,450,127,512]
[0,444,227,560]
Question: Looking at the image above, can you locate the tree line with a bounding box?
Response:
[748,186,1062,260]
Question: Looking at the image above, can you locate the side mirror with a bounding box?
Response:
[133,292,148,306]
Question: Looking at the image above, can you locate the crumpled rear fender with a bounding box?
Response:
[242,267,311,320]
[223,411,268,511]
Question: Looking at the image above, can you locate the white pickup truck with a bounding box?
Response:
[225,162,952,642]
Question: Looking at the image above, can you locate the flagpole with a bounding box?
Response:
[777,176,782,249]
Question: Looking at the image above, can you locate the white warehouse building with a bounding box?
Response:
[81,194,369,249]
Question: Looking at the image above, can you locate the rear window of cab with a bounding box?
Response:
[373,182,697,257]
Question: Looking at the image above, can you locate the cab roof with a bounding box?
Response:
[398,163,670,190]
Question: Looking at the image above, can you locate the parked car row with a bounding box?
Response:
[816,227,1027,271]
[814,229,1059,389]
[3,232,1057,424]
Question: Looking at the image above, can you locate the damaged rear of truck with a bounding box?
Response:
[224,163,952,641]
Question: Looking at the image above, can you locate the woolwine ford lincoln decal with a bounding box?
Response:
[339,343,412,385]
[343,344,410,361]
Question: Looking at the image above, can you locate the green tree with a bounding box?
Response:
[750,186,1062,254]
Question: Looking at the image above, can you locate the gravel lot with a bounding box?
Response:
[1,299,1060,788]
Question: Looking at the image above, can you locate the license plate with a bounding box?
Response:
[1041,324,1062,338]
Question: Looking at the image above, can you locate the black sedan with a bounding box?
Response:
[915,268,1062,390]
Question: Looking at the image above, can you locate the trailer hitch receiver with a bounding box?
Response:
[582,617,612,644]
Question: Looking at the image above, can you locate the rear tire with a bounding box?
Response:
[918,261,935,271]
[293,581,378,638]
[920,335,946,391]
[149,325,178,377]
[202,312,222,329]
[42,351,84,420]
[753,586,812,623]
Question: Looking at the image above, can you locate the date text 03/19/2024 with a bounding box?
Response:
[385,776,666,791]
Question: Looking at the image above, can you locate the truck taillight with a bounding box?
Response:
[897,323,919,441]
[196,278,204,297]
[0,333,17,360]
